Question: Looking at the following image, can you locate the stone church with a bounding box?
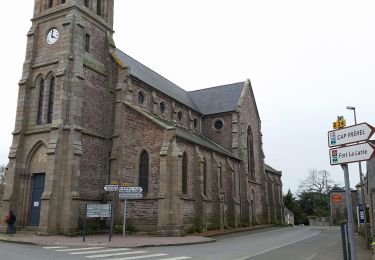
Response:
[1,0,284,235]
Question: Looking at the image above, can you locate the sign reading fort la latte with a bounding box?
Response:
[329,142,375,165]
[328,123,375,147]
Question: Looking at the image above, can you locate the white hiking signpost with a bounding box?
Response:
[103,184,118,242]
[329,142,375,165]
[328,123,375,147]
[119,186,143,237]
[328,120,375,260]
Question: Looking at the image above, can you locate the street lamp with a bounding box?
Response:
[346,106,357,124]
[346,106,369,246]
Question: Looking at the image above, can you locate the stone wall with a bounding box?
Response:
[202,113,233,151]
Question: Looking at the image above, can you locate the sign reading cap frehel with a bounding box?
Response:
[328,123,374,147]
[329,142,375,165]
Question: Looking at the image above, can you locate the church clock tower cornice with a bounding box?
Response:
[32,0,114,31]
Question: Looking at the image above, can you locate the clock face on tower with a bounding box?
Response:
[46,28,60,45]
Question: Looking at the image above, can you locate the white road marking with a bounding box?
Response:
[56,247,104,252]
[86,250,147,258]
[107,254,169,260]
[328,241,337,247]
[70,248,131,255]
[305,252,318,260]
[235,232,320,260]
[43,246,67,249]
[159,257,192,260]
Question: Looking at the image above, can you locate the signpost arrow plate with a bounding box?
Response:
[329,142,375,165]
[119,193,143,199]
[104,184,119,192]
[119,187,143,193]
[328,123,375,147]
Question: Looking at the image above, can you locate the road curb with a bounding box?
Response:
[132,238,217,248]
[0,236,216,248]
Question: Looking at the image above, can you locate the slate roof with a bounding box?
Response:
[115,49,200,111]
[114,49,245,115]
[189,82,245,115]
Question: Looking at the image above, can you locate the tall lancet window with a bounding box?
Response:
[139,150,149,193]
[203,158,207,196]
[247,126,255,179]
[47,77,55,124]
[182,152,188,194]
[37,79,45,125]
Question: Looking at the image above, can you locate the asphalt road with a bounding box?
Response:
[0,226,371,260]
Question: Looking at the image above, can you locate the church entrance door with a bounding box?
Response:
[29,173,45,226]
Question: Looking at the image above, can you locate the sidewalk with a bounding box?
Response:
[0,224,272,248]
[0,226,372,259]
[0,233,214,248]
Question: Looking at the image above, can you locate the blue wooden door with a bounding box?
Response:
[29,173,45,226]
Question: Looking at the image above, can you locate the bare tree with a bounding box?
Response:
[298,169,336,195]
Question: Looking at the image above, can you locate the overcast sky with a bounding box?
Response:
[1,1,374,193]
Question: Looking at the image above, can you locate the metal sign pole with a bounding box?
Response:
[342,163,357,260]
[109,191,115,242]
[358,162,369,247]
[122,198,127,237]
[83,204,87,242]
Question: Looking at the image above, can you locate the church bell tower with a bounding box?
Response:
[1,0,115,234]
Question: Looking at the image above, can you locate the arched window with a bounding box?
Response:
[96,0,102,15]
[177,111,183,122]
[138,91,145,104]
[193,118,198,129]
[48,0,53,8]
[84,0,89,7]
[37,79,45,125]
[47,77,55,124]
[61,0,66,4]
[159,102,165,114]
[247,126,255,179]
[203,158,207,196]
[85,34,90,53]
[182,152,188,194]
[139,150,149,193]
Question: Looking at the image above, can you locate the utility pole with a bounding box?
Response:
[346,106,369,247]
[342,164,357,260]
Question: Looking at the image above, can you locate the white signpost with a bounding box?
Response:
[328,121,375,260]
[103,184,119,242]
[328,123,374,147]
[329,142,375,165]
[119,193,143,199]
[119,187,143,193]
[118,186,143,237]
